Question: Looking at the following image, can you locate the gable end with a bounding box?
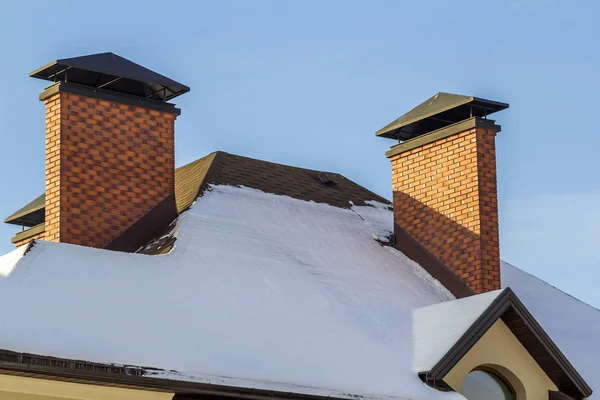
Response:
[422,288,592,399]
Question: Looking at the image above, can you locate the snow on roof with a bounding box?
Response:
[0,185,458,400]
[0,244,28,277]
[412,289,502,373]
[502,262,600,398]
[2,185,598,399]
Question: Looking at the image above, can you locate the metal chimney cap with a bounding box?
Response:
[30,52,190,102]
[376,92,508,141]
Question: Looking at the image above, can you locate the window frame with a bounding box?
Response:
[463,367,517,400]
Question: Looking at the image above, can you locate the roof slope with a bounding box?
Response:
[175,151,390,212]
[0,185,453,400]
[174,152,219,213]
[1,186,599,398]
[142,151,392,253]
[502,263,600,399]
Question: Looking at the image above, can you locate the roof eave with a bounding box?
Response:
[0,348,362,400]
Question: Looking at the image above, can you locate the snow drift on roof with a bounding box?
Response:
[502,262,600,398]
[0,244,28,277]
[0,185,456,400]
[412,289,502,373]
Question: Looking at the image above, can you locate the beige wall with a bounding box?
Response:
[0,373,173,400]
[443,320,557,400]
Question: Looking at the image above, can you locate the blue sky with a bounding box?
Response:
[1,0,599,307]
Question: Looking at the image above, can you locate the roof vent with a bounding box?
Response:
[317,173,337,186]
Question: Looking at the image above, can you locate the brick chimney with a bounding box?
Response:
[377,93,508,295]
[28,52,189,248]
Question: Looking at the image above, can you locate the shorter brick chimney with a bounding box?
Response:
[377,93,508,295]
[27,52,189,248]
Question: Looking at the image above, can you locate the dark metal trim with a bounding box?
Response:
[39,82,181,115]
[508,293,593,398]
[0,349,351,400]
[30,52,190,102]
[422,288,593,399]
[11,223,45,244]
[105,193,178,253]
[29,60,59,79]
[428,289,512,379]
[393,223,474,299]
[549,390,577,400]
[385,117,500,158]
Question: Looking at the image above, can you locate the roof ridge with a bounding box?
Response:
[205,151,353,178]
[201,151,390,205]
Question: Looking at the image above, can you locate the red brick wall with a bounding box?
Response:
[44,92,177,248]
[391,127,500,293]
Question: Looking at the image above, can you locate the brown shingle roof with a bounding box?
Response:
[175,152,219,213]
[176,151,389,212]
[6,151,389,252]
[136,151,390,254]
[136,151,389,254]
[8,151,387,225]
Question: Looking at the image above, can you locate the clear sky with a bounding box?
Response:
[1,1,599,307]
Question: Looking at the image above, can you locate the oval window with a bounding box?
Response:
[462,370,514,400]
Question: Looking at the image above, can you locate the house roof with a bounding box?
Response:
[173,151,390,212]
[1,152,597,399]
[0,177,598,398]
[5,151,391,253]
[0,185,455,400]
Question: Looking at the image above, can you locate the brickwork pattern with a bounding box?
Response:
[44,92,177,248]
[391,128,500,293]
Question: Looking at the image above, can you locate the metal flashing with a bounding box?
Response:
[393,223,475,299]
[0,349,351,400]
[385,117,500,158]
[105,193,178,253]
[40,82,182,115]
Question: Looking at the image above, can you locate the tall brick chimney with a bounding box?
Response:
[29,52,189,248]
[377,93,508,295]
